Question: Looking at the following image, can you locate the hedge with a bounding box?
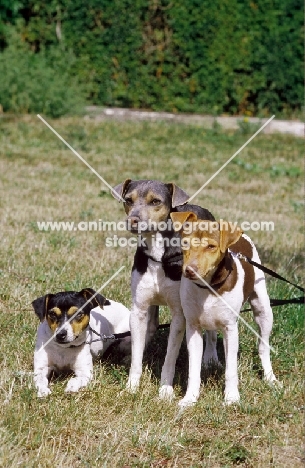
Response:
[0,0,303,117]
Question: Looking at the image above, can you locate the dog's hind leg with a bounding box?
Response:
[223,322,240,404]
[248,282,277,384]
[203,330,220,366]
[159,308,185,399]
[146,305,159,345]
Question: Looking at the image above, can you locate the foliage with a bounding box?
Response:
[0,28,85,117]
[0,0,303,116]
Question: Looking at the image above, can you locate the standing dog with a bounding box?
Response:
[112,179,216,397]
[32,288,130,397]
[170,211,277,406]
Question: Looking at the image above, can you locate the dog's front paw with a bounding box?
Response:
[264,372,280,386]
[159,385,174,400]
[178,395,198,408]
[126,376,140,393]
[37,387,51,398]
[224,391,240,405]
[65,378,86,393]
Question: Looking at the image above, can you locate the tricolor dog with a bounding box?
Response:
[32,288,130,397]
[112,179,216,398]
[170,211,277,406]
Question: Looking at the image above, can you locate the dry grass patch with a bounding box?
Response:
[0,115,303,467]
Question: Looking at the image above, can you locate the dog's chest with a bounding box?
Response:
[48,344,87,371]
[132,261,180,306]
[181,263,245,329]
[132,233,182,306]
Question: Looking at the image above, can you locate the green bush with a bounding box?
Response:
[0,30,86,117]
[0,0,303,116]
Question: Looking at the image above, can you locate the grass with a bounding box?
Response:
[0,114,304,467]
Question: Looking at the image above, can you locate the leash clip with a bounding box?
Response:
[101,334,116,342]
[230,251,248,262]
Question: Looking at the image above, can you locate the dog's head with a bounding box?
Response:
[112,179,189,233]
[170,212,243,281]
[32,288,109,345]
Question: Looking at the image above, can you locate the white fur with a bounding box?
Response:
[34,300,130,397]
[127,233,217,398]
[128,233,185,396]
[179,235,277,407]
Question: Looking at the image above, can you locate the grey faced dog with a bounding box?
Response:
[112,179,217,399]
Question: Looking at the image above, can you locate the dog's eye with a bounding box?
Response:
[207,244,216,250]
[75,312,85,321]
[124,198,133,206]
[48,312,58,321]
[151,199,161,206]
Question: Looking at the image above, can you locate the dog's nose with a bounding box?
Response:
[185,264,198,279]
[127,216,140,230]
[56,329,67,342]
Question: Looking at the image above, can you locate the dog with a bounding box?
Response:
[32,288,131,397]
[170,211,278,406]
[112,179,216,398]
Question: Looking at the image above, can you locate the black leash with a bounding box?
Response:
[241,254,304,293]
[88,254,303,343]
[230,252,304,311]
[89,322,171,343]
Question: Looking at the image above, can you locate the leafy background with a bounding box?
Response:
[0,0,303,117]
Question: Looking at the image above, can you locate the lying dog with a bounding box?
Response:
[32,288,130,397]
[170,212,277,406]
[112,179,216,397]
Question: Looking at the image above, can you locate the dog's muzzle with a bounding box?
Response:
[55,329,68,343]
[184,265,199,280]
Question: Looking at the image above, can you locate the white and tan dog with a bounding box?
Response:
[170,212,277,406]
[32,288,130,397]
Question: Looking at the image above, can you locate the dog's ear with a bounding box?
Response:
[111,179,132,202]
[80,288,110,309]
[170,211,198,231]
[219,223,243,253]
[167,183,189,207]
[32,294,53,322]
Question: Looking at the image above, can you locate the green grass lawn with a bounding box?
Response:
[0,115,303,467]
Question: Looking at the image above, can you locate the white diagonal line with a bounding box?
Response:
[189,267,276,353]
[38,266,125,352]
[37,114,124,202]
[187,115,275,203]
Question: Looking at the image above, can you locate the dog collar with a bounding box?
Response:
[194,282,210,290]
[67,342,86,348]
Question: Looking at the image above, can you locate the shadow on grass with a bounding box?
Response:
[102,328,226,393]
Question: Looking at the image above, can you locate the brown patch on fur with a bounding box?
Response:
[123,189,139,215]
[67,306,79,317]
[230,237,255,302]
[71,314,90,336]
[66,306,89,336]
[46,307,62,332]
[211,254,238,294]
[241,260,255,303]
[230,236,253,259]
